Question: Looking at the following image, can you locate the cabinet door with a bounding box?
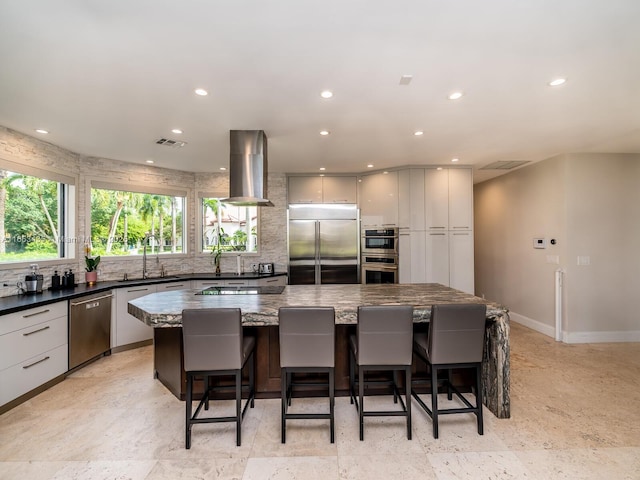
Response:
[115,285,157,347]
[399,231,427,284]
[156,281,190,291]
[398,169,425,230]
[449,231,474,294]
[192,279,225,289]
[448,168,473,230]
[425,168,449,230]
[322,176,357,203]
[426,232,449,285]
[288,176,323,204]
[360,172,398,226]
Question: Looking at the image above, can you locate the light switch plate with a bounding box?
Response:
[533,238,546,249]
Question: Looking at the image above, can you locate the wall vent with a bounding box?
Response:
[480,160,530,170]
[155,138,187,148]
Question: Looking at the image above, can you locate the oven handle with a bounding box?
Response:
[363,265,398,271]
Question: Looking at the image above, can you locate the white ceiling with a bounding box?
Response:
[1,0,639,183]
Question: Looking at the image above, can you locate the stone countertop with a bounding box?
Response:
[128,283,507,327]
[0,272,287,315]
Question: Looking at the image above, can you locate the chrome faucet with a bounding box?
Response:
[142,234,158,279]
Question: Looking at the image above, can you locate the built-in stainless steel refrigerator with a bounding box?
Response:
[288,204,359,284]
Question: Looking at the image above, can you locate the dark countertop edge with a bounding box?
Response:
[0,272,287,315]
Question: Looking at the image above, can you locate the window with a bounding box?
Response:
[1,166,74,264]
[90,185,186,257]
[201,197,258,255]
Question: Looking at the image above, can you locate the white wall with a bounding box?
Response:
[0,126,288,296]
[475,153,640,342]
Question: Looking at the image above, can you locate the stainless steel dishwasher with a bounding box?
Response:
[69,292,113,369]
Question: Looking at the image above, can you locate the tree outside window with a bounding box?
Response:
[201,198,258,254]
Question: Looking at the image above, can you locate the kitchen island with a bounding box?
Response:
[129,283,510,418]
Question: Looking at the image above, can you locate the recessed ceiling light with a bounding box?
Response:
[319,130,330,136]
[194,88,208,96]
[319,167,326,171]
[414,131,424,136]
[383,171,389,175]
[437,167,443,171]
[320,90,333,99]
[448,92,463,100]
[146,159,154,164]
[367,164,374,168]
[219,167,227,171]
[548,78,566,87]
[35,129,48,134]
[451,158,459,162]
[399,75,413,85]
[171,129,183,134]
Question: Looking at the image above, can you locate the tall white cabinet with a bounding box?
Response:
[397,167,474,294]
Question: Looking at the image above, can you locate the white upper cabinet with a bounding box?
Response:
[398,169,425,230]
[448,168,473,230]
[322,176,358,203]
[288,176,357,204]
[359,171,399,226]
[288,176,323,203]
[424,168,473,231]
[424,168,450,230]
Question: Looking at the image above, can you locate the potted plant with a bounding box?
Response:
[84,253,101,285]
[211,227,224,274]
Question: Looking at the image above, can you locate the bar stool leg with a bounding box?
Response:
[359,368,365,441]
[329,368,335,443]
[185,373,193,449]
[476,364,484,435]
[281,368,287,443]
[406,366,412,440]
[236,371,242,447]
[431,365,439,439]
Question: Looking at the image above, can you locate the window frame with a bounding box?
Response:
[88,179,189,260]
[0,157,76,269]
[197,192,260,257]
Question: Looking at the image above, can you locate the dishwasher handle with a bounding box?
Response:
[70,293,114,307]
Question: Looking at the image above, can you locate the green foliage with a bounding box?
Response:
[85,255,101,272]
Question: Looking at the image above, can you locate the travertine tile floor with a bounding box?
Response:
[1,322,639,479]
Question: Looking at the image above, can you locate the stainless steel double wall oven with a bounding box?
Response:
[361,227,399,284]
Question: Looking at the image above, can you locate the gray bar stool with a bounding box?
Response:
[349,305,414,441]
[279,306,335,443]
[411,303,486,439]
[182,308,256,448]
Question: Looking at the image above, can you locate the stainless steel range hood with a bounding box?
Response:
[222,130,273,207]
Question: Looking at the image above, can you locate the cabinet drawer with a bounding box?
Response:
[0,315,68,371]
[0,302,67,336]
[193,280,226,289]
[255,276,287,286]
[0,343,68,407]
[156,281,190,291]
[224,279,249,287]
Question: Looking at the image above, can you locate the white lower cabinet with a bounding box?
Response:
[399,231,426,284]
[254,275,287,286]
[426,232,450,286]
[424,231,474,294]
[0,302,68,407]
[449,231,474,294]
[114,285,157,347]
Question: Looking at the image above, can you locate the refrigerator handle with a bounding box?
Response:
[315,220,321,284]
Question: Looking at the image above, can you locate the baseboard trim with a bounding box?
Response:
[510,311,640,343]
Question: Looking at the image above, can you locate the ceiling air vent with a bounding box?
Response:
[480,160,530,170]
[155,138,187,148]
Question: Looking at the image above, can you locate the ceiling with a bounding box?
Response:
[1,0,639,183]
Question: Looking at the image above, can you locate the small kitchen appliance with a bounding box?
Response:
[25,264,44,294]
[258,262,274,274]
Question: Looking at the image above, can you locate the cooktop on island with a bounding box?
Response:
[196,285,285,295]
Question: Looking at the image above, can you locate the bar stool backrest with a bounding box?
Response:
[428,304,487,365]
[182,308,243,371]
[279,307,335,368]
[357,305,414,366]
